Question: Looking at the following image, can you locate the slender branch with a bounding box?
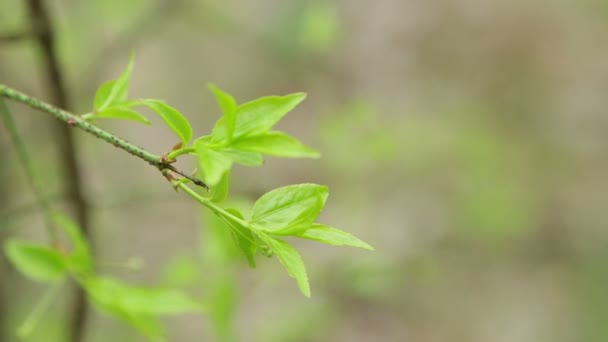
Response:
[0,97,58,243]
[0,84,208,188]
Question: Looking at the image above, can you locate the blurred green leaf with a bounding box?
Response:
[94,53,134,111]
[232,131,320,158]
[84,276,203,336]
[298,1,340,54]
[251,184,328,233]
[195,141,232,186]
[53,213,92,275]
[142,100,193,144]
[297,224,373,250]
[208,275,237,342]
[161,255,199,288]
[94,106,150,125]
[4,240,66,283]
[260,234,310,297]
[209,83,237,142]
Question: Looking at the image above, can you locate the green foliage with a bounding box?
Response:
[4,240,66,284]
[3,55,373,339]
[251,184,327,234]
[298,224,374,250]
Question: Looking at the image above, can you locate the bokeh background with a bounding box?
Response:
[1,0,608,341]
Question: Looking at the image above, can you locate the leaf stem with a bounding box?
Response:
[166,147,195,160]
[177,183,248,227]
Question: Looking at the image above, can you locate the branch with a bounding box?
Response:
[0,84,208,189]
[0,97,58,243]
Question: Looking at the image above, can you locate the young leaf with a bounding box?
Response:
[259,234,310,297]
[53,213,92,275]
[231,131,320,158]
[84,276,204,315]
[94,53,135,111]
[94,106,150,125]
[208,83,237,141]
[220,149,264,166]
[211,171,230,203]
[220,208,257,267]
[142,100,193,144]
[4,240,66,283]
[298,224,374,250]
[250,184,328,232]
[195,141,232,186]
[213,93,306,141]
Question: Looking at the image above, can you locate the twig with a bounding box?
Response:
[0,85,208,189]
[0,98,58,243]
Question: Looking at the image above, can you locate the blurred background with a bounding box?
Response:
[1,0,608,341]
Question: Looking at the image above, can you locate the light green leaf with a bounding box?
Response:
[210,171,230,203]
[298,224,374,250]
[4,240,66,283]
[53,213,92,275]
[221,208,257,267]
[94,53,134,111]
[208,274,237,342]
[142,100,192,144]
[259,234,310,297]
[85,276,204,315]
[94,106,150,125]
[232,131,320,158]
[251,184,328,233]
[220,149,264,166]
[195,141,232,186]
[209,83,237,141]
[213,93,306,141]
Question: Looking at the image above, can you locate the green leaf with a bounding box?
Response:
[4,240,66,283]
[221,208,257,267]
[211,171,230,203]
[208,274,237,342]
[298,224,374,250]
[220,149,264,166]
[213,93,307,141]
[209,83,237,141]
[195,141,232,186]
[141,99,193,144]
[259,234,310,297]
[251,184,328,233]
[94,106,150,125]
[85,276,204,315]
[94,53,134,111]
[53,213,92,275]
[232,131,320,158]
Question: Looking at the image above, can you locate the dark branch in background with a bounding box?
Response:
[0,99,58,243]
[25,0,90,341]
[0,31,34,43]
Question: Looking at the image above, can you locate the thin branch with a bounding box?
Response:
[0,84,208,188]
[0,97,58,243]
